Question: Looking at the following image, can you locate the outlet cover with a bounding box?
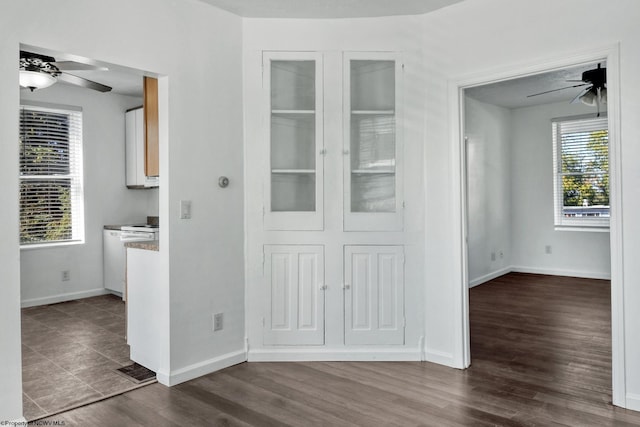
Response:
[213,313,224,332]
[545,245,552,254]
[62,270,70,281]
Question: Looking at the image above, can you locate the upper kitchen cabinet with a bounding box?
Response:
[344,53,403,231]
[125,77,159,188]
[144,77,159,177]
[263,52,324,231]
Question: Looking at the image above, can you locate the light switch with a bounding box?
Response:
[180,200,192,219]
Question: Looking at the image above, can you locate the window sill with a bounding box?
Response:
[20,240,85,251]
[554,226,609,233]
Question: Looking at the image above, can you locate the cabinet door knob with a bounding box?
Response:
[319,284,327,290]
[343,149,350,155]
[343,283,351,290]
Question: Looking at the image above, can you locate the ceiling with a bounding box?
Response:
[20,45,144,98]
[197,0,464,18]
[465,62,606,109]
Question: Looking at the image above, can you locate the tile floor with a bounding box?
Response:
[21,294,151,420]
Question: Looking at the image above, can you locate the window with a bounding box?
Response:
[552,115,608,229]
[19,104,84,247]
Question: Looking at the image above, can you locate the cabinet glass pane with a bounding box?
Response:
[270,59,317,214]
[272,173,316,212]
[271,61,315,110]
[350,60,396,213]
[351,115,395,172]
[271,113,315,170]
[351,173,395,213]
[351,60,395,111]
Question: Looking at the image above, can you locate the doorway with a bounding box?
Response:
[18,44,160,420]
[451,46,625,408]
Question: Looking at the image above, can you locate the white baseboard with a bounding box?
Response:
[21,288,110,308]
[626,393,640,412]
[157,349,247,386]
[510,265,611,280]
[469,267,511,288]
[424,349,457,367]
[248,347,421,362]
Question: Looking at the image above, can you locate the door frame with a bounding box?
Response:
[448,44,626,407]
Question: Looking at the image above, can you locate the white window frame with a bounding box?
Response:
[552,114,609,231]
[19,102,85,249]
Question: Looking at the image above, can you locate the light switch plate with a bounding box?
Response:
[180,200,192,219]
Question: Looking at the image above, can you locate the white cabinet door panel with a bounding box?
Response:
[264,245,324,345]
[345,245,404,345]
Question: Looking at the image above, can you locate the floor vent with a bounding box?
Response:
[116,363,156,384]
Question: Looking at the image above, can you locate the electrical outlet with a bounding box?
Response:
[62,270,70,281]
[213,313,224,332]
[491,252,496,262]
[499,251,504,259]
[545,245,552,254]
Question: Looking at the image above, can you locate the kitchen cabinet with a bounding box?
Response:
[263,52,324,231]
[125,107,159,188]
[264,245,325,345]
[344,245,404,345]
[144,76,159,177]
[103,229,125,295]
[127,246,162,372]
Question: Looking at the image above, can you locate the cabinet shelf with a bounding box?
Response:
[272,169,315,174]
[272,110,315,115]
[352,169,395,174]
[351,110,395,115]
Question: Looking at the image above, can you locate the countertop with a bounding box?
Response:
[104,224,125,231]
[125,240,159,251]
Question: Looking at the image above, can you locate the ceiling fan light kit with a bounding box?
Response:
[527,63,607,116]
[19,70,57,91]
[18,50,112,93]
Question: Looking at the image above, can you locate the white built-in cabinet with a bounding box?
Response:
[264,52,324,230]
[259,51,405,349]
[264,245,325,345]
[344,246,405,345]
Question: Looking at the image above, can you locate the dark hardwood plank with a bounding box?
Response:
[39,273,640,426]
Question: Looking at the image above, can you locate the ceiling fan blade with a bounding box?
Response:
[57,72,112,92]
[570,86,592,104]
[52,61,108,71]
[527,83,588,98]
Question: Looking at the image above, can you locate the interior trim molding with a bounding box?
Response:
[424,349,457,368]
[468,267,512,288]
[157,349,247,386]
[248,348,421,362]
[627,394,640,412]
[21,288,109,308]
[510,266,611,281]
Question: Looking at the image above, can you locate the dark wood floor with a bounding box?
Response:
[40,273,640,426]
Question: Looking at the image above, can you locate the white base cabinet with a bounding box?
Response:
[263,244,404,346]
[344,245,404,345]
[264,245,325,345]
[103,229,125,295]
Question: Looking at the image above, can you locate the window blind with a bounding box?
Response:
[552,115,609,228]
[19,104,84,246]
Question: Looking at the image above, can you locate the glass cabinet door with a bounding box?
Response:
[264,52,324,230]
[344,53,403,231]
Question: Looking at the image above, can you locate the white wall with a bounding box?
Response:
[464,97,512,285]
[243,16,426,358]
[20,84,154,306]
[510,101,610,278]
[1,0,245,417]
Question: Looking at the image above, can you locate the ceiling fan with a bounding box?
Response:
[527,63,607,116]
[19,50,112,93]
